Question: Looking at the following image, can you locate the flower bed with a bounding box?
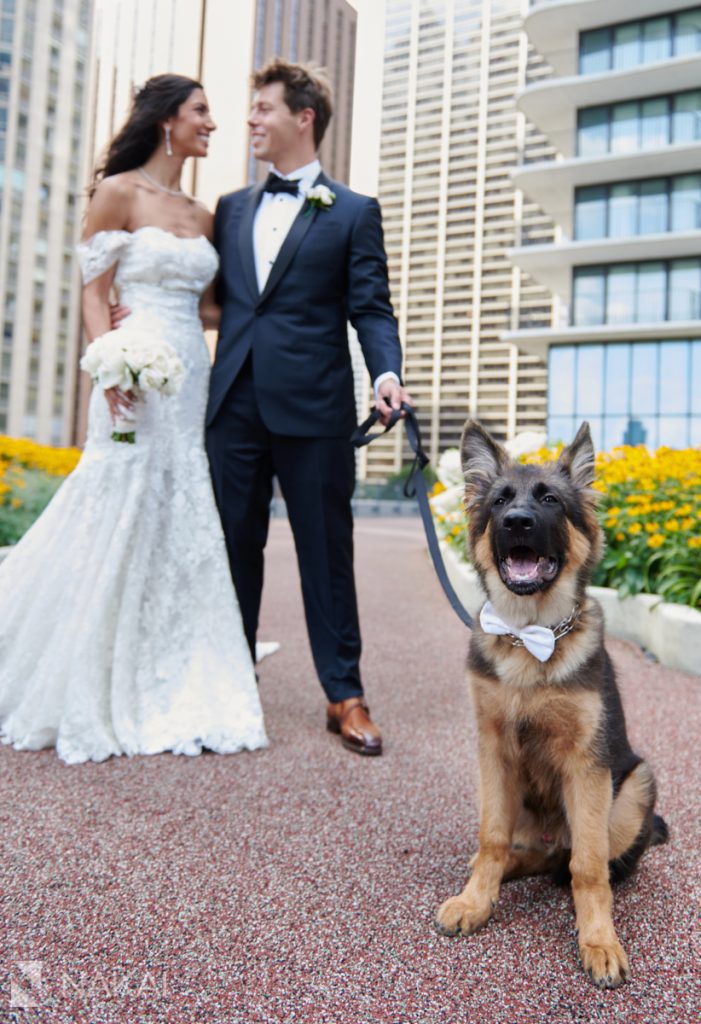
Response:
[430,442,701,610]
[0,436,81,546]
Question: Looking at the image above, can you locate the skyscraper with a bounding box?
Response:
[251,0,357,184]
[363,0,554,480]
[0,0,93,444]
[507,0,701,449]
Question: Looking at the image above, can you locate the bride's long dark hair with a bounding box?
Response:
[89,73,202,196]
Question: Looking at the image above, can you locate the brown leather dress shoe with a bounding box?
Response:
[326,697,383,756]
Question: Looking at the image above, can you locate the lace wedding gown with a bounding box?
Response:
[0,226,267,763]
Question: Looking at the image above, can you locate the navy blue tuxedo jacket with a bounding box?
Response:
[206,172,402,438]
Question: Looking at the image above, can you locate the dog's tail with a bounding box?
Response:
[650,813,669,846]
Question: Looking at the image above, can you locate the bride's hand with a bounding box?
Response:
[109,302,131,330]
[105,387,135,422]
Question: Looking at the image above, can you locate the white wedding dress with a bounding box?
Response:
[0,226,267,764]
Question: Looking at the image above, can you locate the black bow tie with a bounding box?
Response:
[263,174,300,196]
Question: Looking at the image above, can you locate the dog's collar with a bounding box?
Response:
[479,603,581,662]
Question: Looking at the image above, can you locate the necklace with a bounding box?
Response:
[137,166,185,197]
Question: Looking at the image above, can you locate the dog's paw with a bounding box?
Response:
[434,896,492,937]
[580,940,630,989]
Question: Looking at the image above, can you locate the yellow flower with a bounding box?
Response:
[615,532,625,542]
[647,534,666,549]
[0,435,80,476]
[664,520,680,532]
[10,497,22,509]
[628,522,642,535]
[688,536,701,549]
[644,522,658,533]
[680,517,695,531]
[451,525,462,537]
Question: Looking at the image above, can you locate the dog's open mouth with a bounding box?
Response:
[500,546,559,591]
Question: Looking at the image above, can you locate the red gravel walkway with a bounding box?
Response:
[1,518,699,1023]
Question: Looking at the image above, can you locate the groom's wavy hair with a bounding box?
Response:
[88,74,203,196]
[253,58,333,149]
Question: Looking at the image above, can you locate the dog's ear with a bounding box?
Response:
[460,420,510,500]
[557,421,596,489]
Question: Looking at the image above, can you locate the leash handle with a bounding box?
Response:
[351,403,474,630]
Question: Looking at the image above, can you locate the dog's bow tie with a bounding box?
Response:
[479,602,557,662]
[264,173,301,196]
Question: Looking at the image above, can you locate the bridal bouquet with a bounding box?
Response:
[81,313,185,443]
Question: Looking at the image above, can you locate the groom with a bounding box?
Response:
[205,58,410,756]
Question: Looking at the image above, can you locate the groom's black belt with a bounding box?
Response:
[351,404,475,631]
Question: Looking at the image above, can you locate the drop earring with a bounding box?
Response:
[165,125,173,156]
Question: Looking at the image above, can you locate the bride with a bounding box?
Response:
[0,74,267,763]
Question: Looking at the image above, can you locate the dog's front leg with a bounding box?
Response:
[562,764,630,989]
[435,725,519,937]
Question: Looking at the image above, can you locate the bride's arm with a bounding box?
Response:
[196,203,220,329]
[81,178,132,338]
[199,282,221,330]
[81,179,134,419]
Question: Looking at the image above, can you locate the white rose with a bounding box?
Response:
[159,358,185,396]
[436,447,464,489]
[96,345,132,390]
[503,431,548,458]
[429,483,464,517]
[306,184,335,206]
[137,366,165,392]
[80,341,104,377]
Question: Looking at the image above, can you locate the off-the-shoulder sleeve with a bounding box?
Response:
[76,230,131,285]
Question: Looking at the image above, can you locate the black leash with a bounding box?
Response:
[351,404,474,630]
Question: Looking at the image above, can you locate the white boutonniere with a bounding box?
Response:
[305,184,336,213]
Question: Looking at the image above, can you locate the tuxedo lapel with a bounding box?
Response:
[237,182,265,302]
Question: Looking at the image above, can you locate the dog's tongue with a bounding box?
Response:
[506,551,540,582]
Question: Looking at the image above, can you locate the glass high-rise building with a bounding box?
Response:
[0,0,93,444]
[508,0,701,449]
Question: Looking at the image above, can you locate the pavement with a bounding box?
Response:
[1,518,699,1024]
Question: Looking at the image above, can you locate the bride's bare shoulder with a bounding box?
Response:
[191,198,215,242]
[83,173,140,236]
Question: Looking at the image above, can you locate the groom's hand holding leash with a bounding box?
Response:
[376,378,413,425]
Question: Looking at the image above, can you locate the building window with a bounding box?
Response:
[579,8,701,75]
[575,174,701,239]
[577,90,701,155]
[548,340,701,449]
[572,259,701,325]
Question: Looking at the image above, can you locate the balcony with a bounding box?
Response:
[512,142,701,231]
[510,230,701,301]
[503,319,701,359]
[516,54,701,156]
[525,0,690,75]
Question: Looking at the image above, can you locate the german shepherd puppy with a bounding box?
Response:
[435,420,668,989]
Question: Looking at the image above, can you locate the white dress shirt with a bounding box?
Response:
[253,159,400,397]
[253,159,321,292]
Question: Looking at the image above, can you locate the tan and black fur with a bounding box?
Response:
[435,421,668,989]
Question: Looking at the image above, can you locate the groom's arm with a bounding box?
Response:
[346,198,412,421]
